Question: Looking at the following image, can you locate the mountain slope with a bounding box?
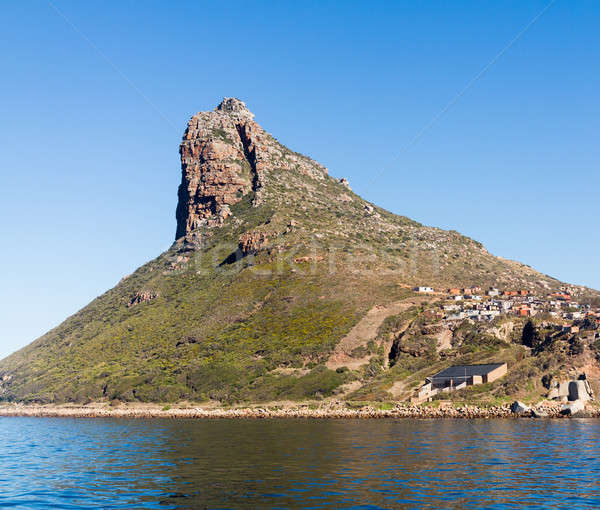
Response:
[1,98,597,404]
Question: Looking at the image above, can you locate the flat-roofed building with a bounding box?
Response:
[426,363,507,389]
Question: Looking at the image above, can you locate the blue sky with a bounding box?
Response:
[1,0,598,359]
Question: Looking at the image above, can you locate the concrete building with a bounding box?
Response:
[426,363,508,389]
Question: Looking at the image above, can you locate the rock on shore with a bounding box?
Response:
[0,401,595,420]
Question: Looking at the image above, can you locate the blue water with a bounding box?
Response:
[0,417,599,509]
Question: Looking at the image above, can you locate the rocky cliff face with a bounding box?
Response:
[175,98,260,238]
[175,98,328,239]
[173,99,571,294]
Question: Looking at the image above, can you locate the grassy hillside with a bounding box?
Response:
[0,103,596,404]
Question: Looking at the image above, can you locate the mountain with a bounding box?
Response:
[1,98,598,405]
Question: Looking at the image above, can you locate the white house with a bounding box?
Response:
[415,287,434,293]
[480,310,500,320]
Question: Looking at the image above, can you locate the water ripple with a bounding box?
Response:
[1,417,600,508]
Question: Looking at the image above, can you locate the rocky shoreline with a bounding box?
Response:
[0,401,597,419]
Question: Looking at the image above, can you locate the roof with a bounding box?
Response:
[430,363,505,380]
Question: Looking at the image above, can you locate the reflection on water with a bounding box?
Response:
[0,417,599,508]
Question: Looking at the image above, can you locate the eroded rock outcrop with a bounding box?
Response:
[238,231,269,256]
[175,97,327,239]
[175,98,261,237]
[128,291,158,308]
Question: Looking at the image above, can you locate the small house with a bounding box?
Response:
[480,310,500,320]
[426,363,508,389]
[415,286,434,293]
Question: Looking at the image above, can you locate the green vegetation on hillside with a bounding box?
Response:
[1,105,597,405]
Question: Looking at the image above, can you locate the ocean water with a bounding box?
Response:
[0,417,598,509]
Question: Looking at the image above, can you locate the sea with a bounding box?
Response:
[0,417,598,509]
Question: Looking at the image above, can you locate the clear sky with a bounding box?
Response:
[1,0,598,359]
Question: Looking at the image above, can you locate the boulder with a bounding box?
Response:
[510,401,530,415]
[128,290,158,308]
[560,399,585,416]
[238,231,269,256]
[338,178,351,190]
[531,408,549,418]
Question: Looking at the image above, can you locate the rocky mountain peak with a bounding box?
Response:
[215,97,254,119]
[175,99,262,239]
[175,99,328,240]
